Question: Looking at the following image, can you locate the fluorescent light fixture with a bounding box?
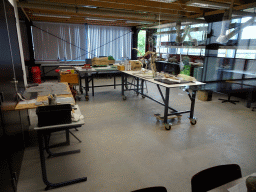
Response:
[82,5,98,9]
[186,0,230,9]
[33,13,71,19]
[147,0,177,2]
[126,20,153,24]
[86,18,116,22]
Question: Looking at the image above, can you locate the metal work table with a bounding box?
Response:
[34,105,87,190]
[40,63,85,80]
[121,71,205,130]
[75,66,121,100]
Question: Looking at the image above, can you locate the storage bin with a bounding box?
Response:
[36,104,72,127]
[197,90,213,101]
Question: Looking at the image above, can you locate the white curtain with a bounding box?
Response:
[87,25,132,61]
[32,22,86,61]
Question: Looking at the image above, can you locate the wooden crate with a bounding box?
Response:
[60,73,79,85]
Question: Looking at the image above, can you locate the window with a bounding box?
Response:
[137,30,146,56]
[218,49,235,58]
[236,49,256,59]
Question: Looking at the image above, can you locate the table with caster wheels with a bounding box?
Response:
[76,66,122,101]
[121,71,205,130]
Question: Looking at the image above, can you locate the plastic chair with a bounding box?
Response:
[131,186,167,192]
[191,164,242,192]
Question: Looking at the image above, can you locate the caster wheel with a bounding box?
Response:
[142,95,145,98]
[190,119,197,125]
[85,96,89,101]
[123,96,126,100]
[164,123,171,130]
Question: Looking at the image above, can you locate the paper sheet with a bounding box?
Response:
[18,99,37,105]
[228,173,256,192]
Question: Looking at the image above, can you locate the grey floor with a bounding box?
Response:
[18,77,256,192]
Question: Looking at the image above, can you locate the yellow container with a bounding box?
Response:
[117,65,125,71]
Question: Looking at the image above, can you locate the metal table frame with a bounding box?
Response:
[77,68,122,100]
[121,71,204,130]
[34,107,87,190]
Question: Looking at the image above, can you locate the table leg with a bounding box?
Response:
[121,73,126,100]
[164,88,170,124]
[85,75,89,101]
[92,75,94,97]
[136,77,139,96]
[37,131,87,190]
[189,90,197,119]
[114,75,116,89]
[79,75,83,94]
[141,79,145,98]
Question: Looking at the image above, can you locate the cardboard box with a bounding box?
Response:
[130,60,142,71]
[60,73,79,85]
[108,60,115,64]
[92,57,109,66]
[197,90,212,101]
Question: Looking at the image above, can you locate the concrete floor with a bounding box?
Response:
[18,77,256,192]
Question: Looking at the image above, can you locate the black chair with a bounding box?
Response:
[132,186,167,192]
[191,164,242,192]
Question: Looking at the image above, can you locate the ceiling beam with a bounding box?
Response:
[41,0,203,14]
[18,2,205,23]
[189,2,256,19]
[37,0,188,16]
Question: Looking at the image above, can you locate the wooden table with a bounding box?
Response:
[15,82,75,110]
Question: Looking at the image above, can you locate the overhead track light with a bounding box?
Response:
[186,0,230,9]
[86,18,117,22]
[32,13,71,19]
[126,21,153,24]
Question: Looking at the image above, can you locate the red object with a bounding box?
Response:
[82,64,91,69]
[31,66,41,84]
[55,69,60,73]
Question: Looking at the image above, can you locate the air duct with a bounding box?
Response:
[217,17,255,44]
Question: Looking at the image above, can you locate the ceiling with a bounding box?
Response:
[17,0,256,28]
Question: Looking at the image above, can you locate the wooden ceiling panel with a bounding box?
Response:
[19,0,256,27]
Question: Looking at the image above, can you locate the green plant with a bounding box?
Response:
[180,65,191,76]
[108,55,115,60]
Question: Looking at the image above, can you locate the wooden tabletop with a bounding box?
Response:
[15,82,75,110]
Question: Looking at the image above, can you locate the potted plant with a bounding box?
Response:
[108,55,115,64]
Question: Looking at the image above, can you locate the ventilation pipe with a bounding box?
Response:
[217,17,255,44]
[175,23,191,43]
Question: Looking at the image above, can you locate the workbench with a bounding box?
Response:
[75,66,121,100]
[121,71,205,130]
[15,82,75,110]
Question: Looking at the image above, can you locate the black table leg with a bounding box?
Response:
[121,73,126,100]
[164,88,170,125]
[38,131,87,190]
[189,90,197,119]
[136,77,139,96]
[141,79,145,98]
[79,74,83,94]
[92,75,94,97]
[114,75,116,89]
[85,75,89,101]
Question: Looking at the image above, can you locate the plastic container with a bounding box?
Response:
[36,104,72,127]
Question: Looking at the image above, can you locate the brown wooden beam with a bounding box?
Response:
[189,2,256,19]
[43,0,203,13]
[24,8,158,22]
